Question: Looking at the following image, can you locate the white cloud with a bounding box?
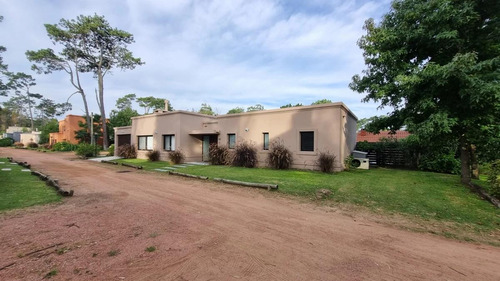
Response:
[0,0,392,119]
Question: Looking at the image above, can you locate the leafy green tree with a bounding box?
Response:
[116,93,136,111]
[357,116,386,131]
[311,99,332,105]
[227,107,245,114]
[0,16,10,97]
[246,104,264,112]
[280,103,302,108]
[75,114,103,144]
[137,96,170,114]
[6,72,42,130]
[350,0,500,184]
[198,103,215,115]
[39,118,59,144]
[110,108,139,128]
[28,15,144,149]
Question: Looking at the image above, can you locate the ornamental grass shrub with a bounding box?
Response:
[147,150,160,162]
[14,142,24,148]
[267,140,293,169]
[168,150,185,164]
[317,151,336,173]
[209,144,229,165]
[27,142,39,148]
[116,144,137,159]
[231,142,257,168]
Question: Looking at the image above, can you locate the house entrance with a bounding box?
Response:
[202,135,217,162]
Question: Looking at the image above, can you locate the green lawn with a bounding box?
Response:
[114,159,500,243]
[0,158,61,212]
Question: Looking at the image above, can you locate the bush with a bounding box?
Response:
[343,155,355,171]
[418,154,460,174]
[52,141,78,151]
[27,142,39,148]
[317,151,336,173]
[14,142,24,148]
[231,142,257,168]
[487,160,500,198]
[107,144,115,156]
[147,150,161,161]
[41,143,52,150]
[0,138,14,147]
[209,144,229,165]
[168,150,185,164]
[267,140,293,169]
[76,143,99,158]
[116,144,137,159]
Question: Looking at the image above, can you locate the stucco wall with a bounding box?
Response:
[119,103,358,171]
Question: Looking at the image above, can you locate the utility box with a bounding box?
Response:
[352,150,368,159]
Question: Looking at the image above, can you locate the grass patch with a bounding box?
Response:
[107,249,120,257]
[43,269,58,279]
[0,158,61,212]
[145,246,156,252]
[179,165,500,235]
[114,158,171,170]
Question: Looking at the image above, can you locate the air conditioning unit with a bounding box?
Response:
[351,158,369,169]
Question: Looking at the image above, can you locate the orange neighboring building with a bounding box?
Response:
[356,129,410,143]
[49,115,86,145]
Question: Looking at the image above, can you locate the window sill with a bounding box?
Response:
[296,151,317,156]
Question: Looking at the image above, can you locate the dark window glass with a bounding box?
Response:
[300,131,314,151]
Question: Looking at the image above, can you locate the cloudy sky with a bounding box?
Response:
[1,0,392,119]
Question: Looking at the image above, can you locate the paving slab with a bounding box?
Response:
[21,169,31,172]
[1,168,12,171]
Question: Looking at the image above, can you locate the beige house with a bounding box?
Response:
[114,102,357,171]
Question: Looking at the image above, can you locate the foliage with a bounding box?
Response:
[52,141,77,152]
[39,119,59,144]
[316,151,336,173]
[76,143,99,158]
[109,107,139,127]
[116,93,136,111]
[209,144,229,165]
[280,103,302,108]
[0,16,9,97]
[27,14,144,150]
[0,157,61,212]
[267,140,293,169]
[137,96,170,114]
[343,155,355,170]
[226,107,245,114]
[198,103,215,115]
[487,160,500,198]
[350,0,500,184]
[75,114,103,144]
[168,150,185,164]
[311,99,332,105]
[147,150,160,162]
[116,144,137,159]
[246,104,264,112]
[27,142,38,148]
[231,142,257,168]
[418,154,460,175]
[107,144,115,156]
[0,137,13,147]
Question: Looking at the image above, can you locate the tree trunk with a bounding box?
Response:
[460,137,471,185]
[98,72,108,150]
[80,91,92,145]
[470,144,479,180]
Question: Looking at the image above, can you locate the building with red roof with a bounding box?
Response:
[356,130,410,143]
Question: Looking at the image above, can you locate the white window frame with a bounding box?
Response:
[138,135,153,150]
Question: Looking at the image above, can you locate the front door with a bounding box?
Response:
[202,136,210,162]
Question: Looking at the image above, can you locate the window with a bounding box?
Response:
[263,133,269,150]
[228,133,236,149]
[300,131,314,151]
[138,135,153,150]
[163,135,175,151]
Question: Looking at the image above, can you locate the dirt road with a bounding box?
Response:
[0,148,499,280]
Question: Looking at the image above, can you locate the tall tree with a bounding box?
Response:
[311,99,332,105]
[6,72,42,130]
[227,107,245,114]
[35,98,71,124]
[116,93,136,111]
[247,104,264,112]
[28,14,144,149]
[280,103,303,108]
[198,103,215,115]
[137,96,170,114]
[350,0,500,184]
[0,15,10,97]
